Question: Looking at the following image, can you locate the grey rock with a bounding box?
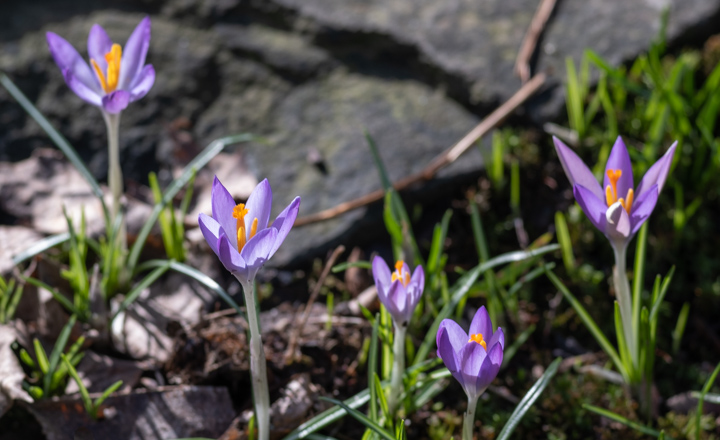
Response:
[23,385,235,440]
[1,0,718,267]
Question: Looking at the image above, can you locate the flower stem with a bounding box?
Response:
[102,111,125,251]
[388,323,406,416]
[612,243,638,376]
[237,276,270,440]
[462,395,478,440]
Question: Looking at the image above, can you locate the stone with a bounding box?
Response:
[1,0,718,266]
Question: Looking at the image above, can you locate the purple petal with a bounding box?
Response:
[475,343,503,392]
[211,177,239,250]
[372,256,392,292]
[603,136,635,201]
[240,227,278,270]
[101,90,130,114]
[404,265,425,318]
[218,233,247,275]
[63,68,102,106]
[245,179,273,235]
[87,24,113,73]
[605,202,632,242]
[436,319,468,366]
[574,184,608,232]
[460,342,487,398]
[46,32,100,94]
[267,196,301,258]
[128,64,155,102]
[119,16,151,90]
[468,306,493,340]
[385,283,406,323]
[630,184,659,235]
[198,213,221,255]
[488,327,505,350]
[553,137,603,201]
[635,142,677,198]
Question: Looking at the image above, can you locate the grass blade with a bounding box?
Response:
[496,357,562,440]
[127,133,257,274]
[584,404,663,437]
[12,233,71,266]
[413,245,559,365]
[283,389,372,440]
[0,74,107,216]
[545,269,625,379]
[43,315,77,395]
[319,397,395,440]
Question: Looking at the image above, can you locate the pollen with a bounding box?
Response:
[468,333,487,350]
[391,260,411,287]
[605,169,633,213]
[91,43,122,94]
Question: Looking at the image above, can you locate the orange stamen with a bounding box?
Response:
[90,59,108,92]
[391,260,410,287]
[468,333,487,350]
[91,44,122,93]
[605,169,634,213]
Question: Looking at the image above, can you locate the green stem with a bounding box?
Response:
[237,276,270,440]
[388,323,406,416]
[462,395,478,440]
[612,243,638,377]
[102,111,126,250]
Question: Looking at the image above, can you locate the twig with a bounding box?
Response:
[294,73,546,227]
[514,0,557,83]
[284,245,346,363]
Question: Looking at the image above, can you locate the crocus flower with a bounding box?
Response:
[553,136,676,248]
[436,306,504,401]
[372,257,425,326]
[46,17,155,114]
[199,177,301,282]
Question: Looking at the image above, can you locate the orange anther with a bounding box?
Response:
[468,333,487,350]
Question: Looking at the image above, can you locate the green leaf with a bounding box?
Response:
[503,324,535,368]
[374,374,391,423]
[319,397,395,440]
[554,211,575,272]
[33,339,50,375]
[0,74,107,217]
[695,362,720,440]
[138,260,245,321]
[22,277,80,317]
[369,317,379,425]
[545,269,626,380]
[672,302,690,355]
[332,261,372,273]
[414,245,559,365]
[584,404,663,437]
[632,223,648,348]
[127,133,257,274]
[283,389,372,439]
[44,315,77,395]
[12,233,71,266]
[496,357,562,440]
[94,380,123,409]
[61,354,94,418]
[111,262,171,323]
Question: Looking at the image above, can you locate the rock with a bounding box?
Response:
[0,226,41,276]
[111,271,214,364]
[23,385,235,440]
[0,323,33,417]
[2,1,719,266]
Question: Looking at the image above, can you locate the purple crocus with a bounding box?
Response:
[372,257,425,326]
[436,306,504,401]
[554,136,676,248]
[198,177,301,283]
[46,17,155,114]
